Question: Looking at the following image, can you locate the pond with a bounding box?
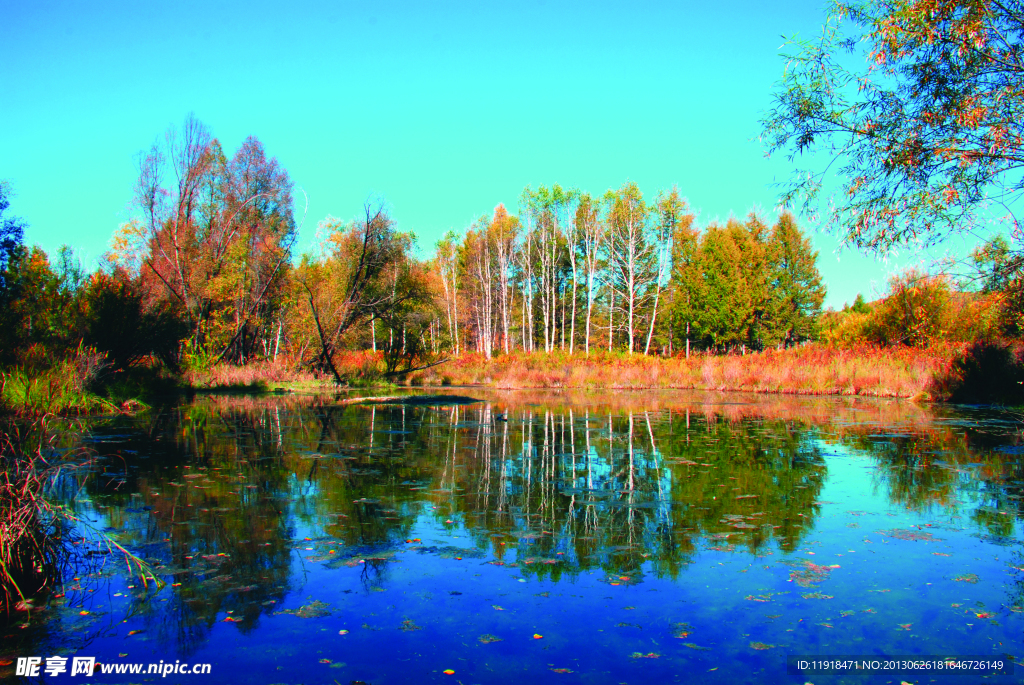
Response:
[3,389,1023,684]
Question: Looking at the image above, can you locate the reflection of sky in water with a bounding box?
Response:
[2,392,1022,684]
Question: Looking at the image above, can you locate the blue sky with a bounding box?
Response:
[2,0,923,308]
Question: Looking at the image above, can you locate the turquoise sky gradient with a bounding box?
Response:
[3,0,923,308]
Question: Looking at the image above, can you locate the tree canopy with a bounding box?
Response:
[762,0,1024,253]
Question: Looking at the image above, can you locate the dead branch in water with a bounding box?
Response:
[333,394,481,406]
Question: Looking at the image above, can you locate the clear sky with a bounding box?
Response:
[3,0,928,308]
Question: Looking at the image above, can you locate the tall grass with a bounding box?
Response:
[184,358,321,391]
[1,418,159,616]
[0,420,73,614]
[0,347,126,415]
[402,344,970,399]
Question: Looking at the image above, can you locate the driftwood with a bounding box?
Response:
[333,394,481,406]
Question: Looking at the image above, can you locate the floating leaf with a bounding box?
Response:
[277,600,332,618]
[877,528,939,541]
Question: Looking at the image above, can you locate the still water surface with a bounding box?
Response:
[4,390,1023,684]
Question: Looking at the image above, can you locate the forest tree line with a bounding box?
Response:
[3,115,1016,389]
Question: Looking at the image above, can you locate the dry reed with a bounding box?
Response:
[402,344,968,399]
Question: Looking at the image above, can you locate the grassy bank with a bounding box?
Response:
[161,342,1024,402]
[0,360,148,416]
[399,344,975,400]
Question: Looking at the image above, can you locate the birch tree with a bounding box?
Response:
[604,182,656,353]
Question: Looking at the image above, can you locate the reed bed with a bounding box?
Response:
[404,344,969,399]
[185,358,321,391]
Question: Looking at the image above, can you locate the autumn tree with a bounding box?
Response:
[667,204,701,357]
[762,0,1024,253]
[298,202,423,383]
[604,182,656,353]
[123,114,296,363]
[491,204,519,354]
[576,192,604,355]
[645,188,689,354]
[435,231,462,355]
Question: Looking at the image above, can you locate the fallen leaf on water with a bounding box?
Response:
[276,600,332,618]
[750,642,775,650]
[478,634,502,644]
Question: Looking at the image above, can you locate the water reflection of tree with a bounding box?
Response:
[69,400,298,656]
[832,416,1024,539]
[429,403,827,581]
[41,391,1024,658]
